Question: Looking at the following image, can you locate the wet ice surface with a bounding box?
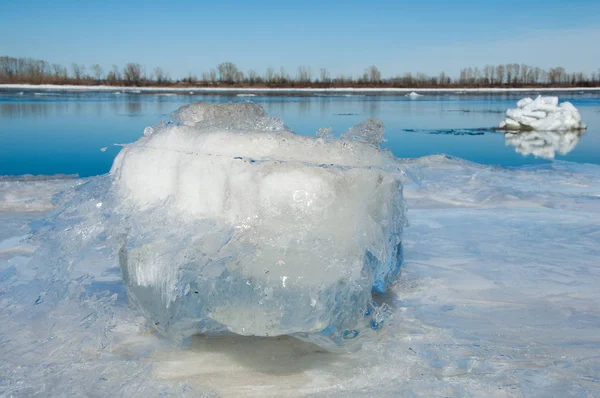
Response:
[2,153,600,396]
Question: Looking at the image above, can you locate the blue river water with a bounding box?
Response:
[1,91,598,177]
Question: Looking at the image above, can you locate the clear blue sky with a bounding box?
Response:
[1,0,599,79]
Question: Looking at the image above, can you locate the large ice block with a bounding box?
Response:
[110,102,405,350]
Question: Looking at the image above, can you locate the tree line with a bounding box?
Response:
[1,56,599,88]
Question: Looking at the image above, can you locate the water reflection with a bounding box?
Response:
[504,130,584,159]
[125,99,142,115]
[1,101,73,118]
[363,97,381,116]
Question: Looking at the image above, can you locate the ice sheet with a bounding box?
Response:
[1,155,600,395]
[0,175,78,212]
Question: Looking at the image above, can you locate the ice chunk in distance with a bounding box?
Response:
[405,91,423,98]
[110,102,405,350]
[499,96,587,131]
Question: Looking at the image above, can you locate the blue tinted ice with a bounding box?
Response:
[109,102,405,349]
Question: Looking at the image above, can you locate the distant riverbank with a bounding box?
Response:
[2,84,600,95]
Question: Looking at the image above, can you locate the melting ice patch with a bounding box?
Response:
[108,102,405,349]
[499,96,587,131]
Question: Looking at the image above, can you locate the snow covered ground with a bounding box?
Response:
[2,83,600,94]
[1,155,599,397]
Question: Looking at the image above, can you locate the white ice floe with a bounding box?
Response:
[109,102,405,349]
[406,91,423,98]
[505,129,584,159]
[499,96,587,131]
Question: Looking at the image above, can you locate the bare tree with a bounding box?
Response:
[512,64,520,85]
[52,63,67,81]
[123,63,143,85]
[183,72,197,85]
[473,67,481,85]
[557,67,567,84]
[247,69,258,84]
[217,62,238,83]
[201,69,217,83]
[483,65,492,85]
[0,56,14,81]
[91,64,104,82]
[319,68,330,83]
[505,64,513,86]
[365,65,381,84]
[3,54,600,89]
[466,67,474,85]
[548,67,568,85]
[360,70,369,83]
[154,67,169,84]
[526,68,535,85]
[438,71,449,86]
[279,66,288,83]
[265,66,275,84]
[533,67,542,84]
[496,65,505,85]
[201,71,210,83]
[106,65,120,84]
[520,64,528,85]
[335,73,352,85]
[415,72,429,86]
[71,63,85,81]
[296,65,312,83]
[208,68,217,83]
[548,68,558,84]
[233,70,245,84]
